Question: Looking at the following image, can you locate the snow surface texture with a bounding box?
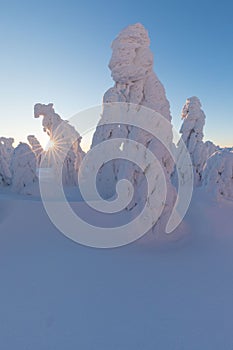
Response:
[1,187,233,349]
[178,97,218,185]
[91,23,177,237]
[203,149,233,201]
[10,142,38,194]
[34,103,85,186]
[0,137,14,186]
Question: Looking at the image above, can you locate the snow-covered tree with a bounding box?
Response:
[11,142,38,194]
[34,103,85,185]
[178,97,218,185]
[90,23,177,235]
[27,135,44,167]
[202,150,233,201]
[0,137,14,161]
[0,151,12,186]
[0,137,14,186]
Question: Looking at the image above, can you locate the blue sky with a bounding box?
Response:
[0,0,232,148]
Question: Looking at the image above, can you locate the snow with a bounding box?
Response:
[34,103,85,186]
[27,135,44,167]
[0,137,14,186]
[106,23,171,120]
[1,187,233,349]
[91,23,177,236]
[178,97,218,185]
[203,149,233,201]
[10,142,38,194]
[0,21,232,349]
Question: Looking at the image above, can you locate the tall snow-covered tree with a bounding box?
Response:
[90,23,177,236]
[178,97,218,185]
[34,103,85,185]
[27,135,44,167]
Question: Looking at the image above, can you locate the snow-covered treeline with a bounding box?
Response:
[0,23,232,203]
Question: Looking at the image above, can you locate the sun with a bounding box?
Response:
[46,140,56,151]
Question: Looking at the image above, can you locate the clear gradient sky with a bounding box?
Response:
[0,0,232,148]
